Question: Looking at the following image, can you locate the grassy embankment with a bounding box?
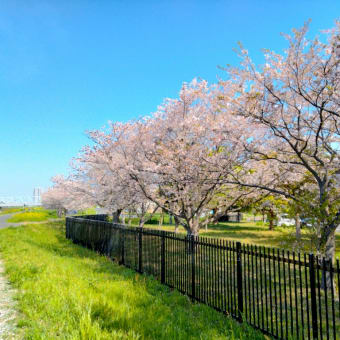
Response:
[0,222,265,339]
[3,207,96,223]
[128,213,340,258]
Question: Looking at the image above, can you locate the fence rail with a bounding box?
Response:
[66,215,340,340]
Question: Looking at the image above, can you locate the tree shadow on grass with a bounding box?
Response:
[202,230,266,241]
[206,222,266,232]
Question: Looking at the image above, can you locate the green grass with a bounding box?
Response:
[122,217,340,338]
[129,216,340,258]
[0,222,265,339]
[76,207,97,216]
[0,207,24,215]
[7,208,58,223]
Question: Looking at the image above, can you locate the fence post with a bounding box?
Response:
[161,231,165,284]
[191,235,196,300]
[236,241,243,322]
[138,229,143,273]
[121,228,125,265]
[65,217,69,239]
[309,253,318,340]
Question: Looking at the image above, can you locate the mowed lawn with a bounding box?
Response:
[134,216,340,258]
[0,222,265,340]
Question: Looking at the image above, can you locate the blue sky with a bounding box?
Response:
[0,0,339,200]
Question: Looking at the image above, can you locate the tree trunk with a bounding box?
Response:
[139,218,145,228]
[269,220,273,230]
[267,210,276,230]
[295,213,301,241]
[324,231,335,263]
[174,216,180,233]
[169,214,173,225]
[187,218,200,237]
[112,209,122,224]
[237,212,241,222]
[268,212,273,230]
[325,228,339,299]
[57,208,62,218]
[128,209,132,226]
[317,229,336,291]
[183,219,199,254]
[159,210,164,226]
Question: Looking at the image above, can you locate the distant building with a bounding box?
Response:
[33,188,42,205]
[218,212,243,223]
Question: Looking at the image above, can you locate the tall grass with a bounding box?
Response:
[0,222,265,339]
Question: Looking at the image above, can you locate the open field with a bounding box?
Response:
[127,215,340,258]
[0,222,265,339]
[0,208,23,216]
[6,207,58,223]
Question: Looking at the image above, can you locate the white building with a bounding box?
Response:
[33,188,42,205]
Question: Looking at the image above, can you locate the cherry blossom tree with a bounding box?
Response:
[44,21,340,267]
[220,21,340,261]
[46,175,95,212]
[41,185,68,217]
[252,194,288,230]
[42,173,96,216]
[83,125,158,225]
[109,80,260,236]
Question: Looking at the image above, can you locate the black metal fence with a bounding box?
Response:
[66,215,340,340]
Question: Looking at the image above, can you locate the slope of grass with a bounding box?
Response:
[0,222,265,339]
[7,208,58,223]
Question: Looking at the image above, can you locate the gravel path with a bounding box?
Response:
[0,214,19,338]
[0,214,21,230]
[0,262,16,339]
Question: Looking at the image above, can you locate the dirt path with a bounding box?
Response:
[0,214,20,230]
[0,261,16,339]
